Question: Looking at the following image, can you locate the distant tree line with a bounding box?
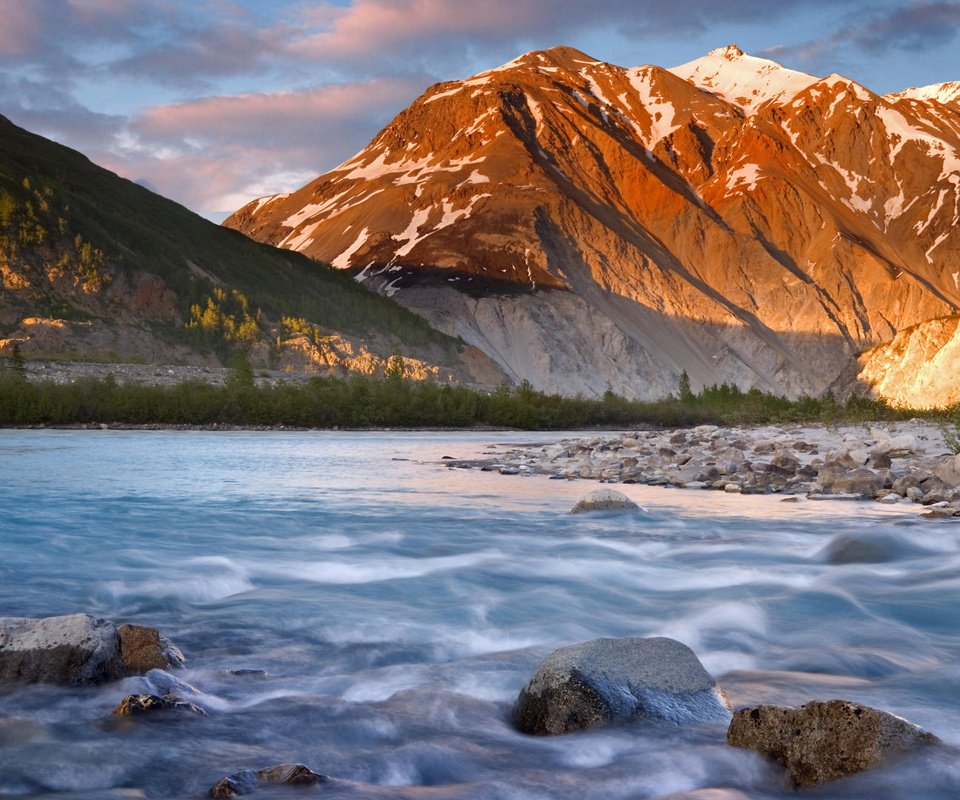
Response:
[0,356,946,430]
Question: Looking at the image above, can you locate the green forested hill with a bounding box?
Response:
[0,114,465,372]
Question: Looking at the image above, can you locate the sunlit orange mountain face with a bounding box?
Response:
[226,45,960,405]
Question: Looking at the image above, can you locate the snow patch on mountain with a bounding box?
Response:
[332,227,370,269]
[625,67,680,145]
[887,81,960,106]
[669,44,817,114]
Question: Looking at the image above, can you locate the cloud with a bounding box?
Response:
[3,0,958,218]
[104,77,429,214]
[851,0,960,52]
[288,0,841,69]
[760,1,960,73]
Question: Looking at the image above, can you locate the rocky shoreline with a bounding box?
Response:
[450,420,960,518]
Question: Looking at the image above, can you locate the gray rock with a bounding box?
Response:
[0,614,124,686]
[570,489,640,514]
[514,637,730,735]
[118,624,185,673]
[209,764,329,797]
[817,465,882,497]
[728,700,939,788]
[819,532,933,563]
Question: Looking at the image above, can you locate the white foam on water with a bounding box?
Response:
[102,555,253,602]
[341,666,428,702]
[306,533,356,550]
[262,550,501,584]
[655,601,767,665]
[549,733,638,768]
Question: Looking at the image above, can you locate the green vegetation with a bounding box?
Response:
[942,415,960,455]
[0,366,946,430]
[0,114,460,362]
[0,178,110,301]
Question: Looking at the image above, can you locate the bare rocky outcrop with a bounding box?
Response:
[727,700,940,788]
[514,637,730,735]
[850,316,960,409]
[209,764,328,798]
[0,614,125,686]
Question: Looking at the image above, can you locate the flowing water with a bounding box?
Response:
[0,430,958,800]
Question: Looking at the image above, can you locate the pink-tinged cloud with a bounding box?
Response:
[0,5,44,57]
[289,0,835,62]
[107,77,429,214]
[132,77,425,146]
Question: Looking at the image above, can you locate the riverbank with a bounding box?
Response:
[450,419,960,516]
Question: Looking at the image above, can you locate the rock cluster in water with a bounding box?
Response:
[0,614,184,687]
[113,693,206,718]
[512,637,940,789]
[208,763,329,798]
[458,422,960,515]
[0,614,944,793]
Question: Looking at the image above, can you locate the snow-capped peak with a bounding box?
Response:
[709,44,746,60]
[668,45,818,115]
[886,81,960,106]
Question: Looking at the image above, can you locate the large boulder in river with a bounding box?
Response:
[0,614,124,686]
[118,623,185,673]
[209,764,329,798]
[727,700,940,788]
[514,637,730,735]
[570,489,640,514]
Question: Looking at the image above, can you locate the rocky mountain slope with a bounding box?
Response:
[0,114,501,385]
[226,45,960,404]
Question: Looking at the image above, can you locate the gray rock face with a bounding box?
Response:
[816,465,882,497]
[118,623,185,673]
[727,700,940,788]
[209,764,328,797]
[0,614,124,686]
[514,637,731,735]
[570,489,640,514]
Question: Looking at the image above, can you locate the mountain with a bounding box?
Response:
[226,45,960,404]
[0,114,502,384]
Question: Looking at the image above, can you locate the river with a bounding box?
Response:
[0,430,958,799]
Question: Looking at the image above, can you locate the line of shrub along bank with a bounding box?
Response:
[0,363,957,431]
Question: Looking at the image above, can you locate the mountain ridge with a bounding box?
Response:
[0,113,502,385]
[225,45,960,405]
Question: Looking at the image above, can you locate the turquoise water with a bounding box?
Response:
[0,430,958,799]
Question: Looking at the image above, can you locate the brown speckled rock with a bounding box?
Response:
[118,624,185,673]
[209,764,328,797]
[727,699,940,788]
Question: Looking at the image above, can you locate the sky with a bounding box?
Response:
[2,1,959,221]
